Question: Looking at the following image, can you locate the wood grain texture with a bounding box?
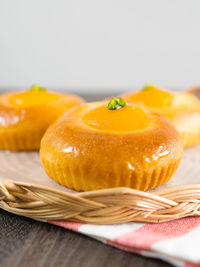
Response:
[0,210,172,267]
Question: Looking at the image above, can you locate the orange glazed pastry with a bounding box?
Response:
[0,85,84,151]
[40,97,183,191]
[121,84,200,147]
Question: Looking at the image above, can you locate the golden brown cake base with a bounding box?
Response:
[0,129,44,151]
[172,112,200,147]
[41,156,181,191]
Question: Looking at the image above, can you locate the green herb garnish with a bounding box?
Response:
[30,84,47,91]
[107,97,127,110]
[142,83,156,91]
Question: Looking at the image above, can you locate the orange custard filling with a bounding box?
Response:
[9,89,59,107]
[129,86,174,108]
[83,103,150,133]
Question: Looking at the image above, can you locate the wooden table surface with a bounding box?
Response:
[0,210,172,267]
[0,93,172,267]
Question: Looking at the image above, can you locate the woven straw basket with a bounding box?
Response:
[0,87,200,224]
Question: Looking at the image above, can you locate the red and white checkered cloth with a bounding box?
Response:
[48,216,200,267]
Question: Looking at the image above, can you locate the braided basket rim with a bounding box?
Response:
[1,179,200,224]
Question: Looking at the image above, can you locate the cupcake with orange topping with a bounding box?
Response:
[40,97,183,191]
[121,84,200,147]
[0,85,84,151]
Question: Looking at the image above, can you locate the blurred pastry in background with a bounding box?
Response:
[121,84,200,147]
[0,85,85,151]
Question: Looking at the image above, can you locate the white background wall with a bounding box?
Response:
[0,0,200,93]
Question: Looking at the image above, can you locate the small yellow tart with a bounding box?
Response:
[0,85,84,151]
[40,98,183,192]
[121,85,200,147]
